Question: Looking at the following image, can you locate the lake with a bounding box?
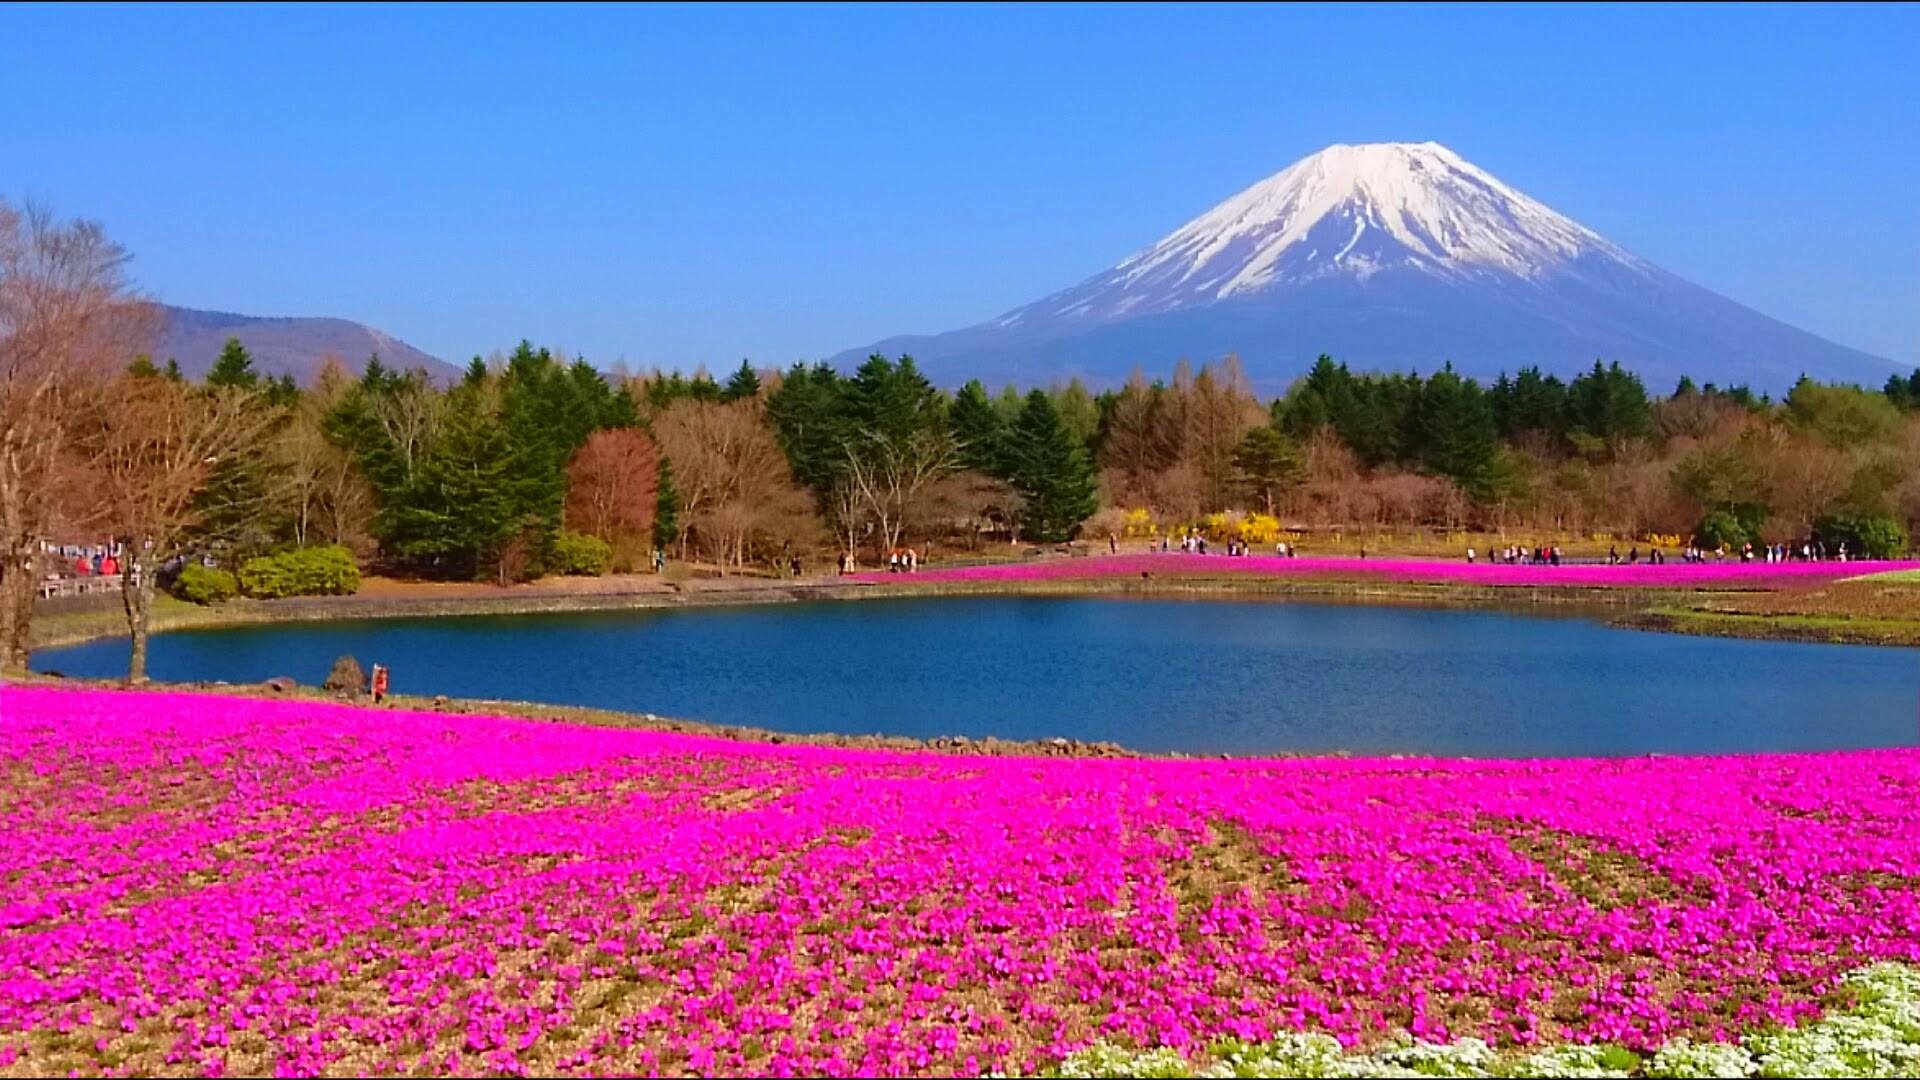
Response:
[32,596,1919,757]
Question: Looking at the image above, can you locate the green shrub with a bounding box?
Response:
[238,545,361,599]
[172,563,238,605]
[551,531,612,576]
[1694,510,1751,550]
[1813,513,1910,559]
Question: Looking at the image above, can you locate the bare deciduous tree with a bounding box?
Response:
[652,399,819,573]
[275,358,375,552]
[68,376,281,682]
[0,200,154,673]
[904,469,1022,550]
[840,426,962,558]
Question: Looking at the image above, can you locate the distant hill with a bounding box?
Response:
[837,142,1899,393]
[153,305,460,385]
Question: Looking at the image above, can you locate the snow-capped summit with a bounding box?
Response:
[1005,141,1650,328]
[839,142,1894,392]
[1118,142,1632,290]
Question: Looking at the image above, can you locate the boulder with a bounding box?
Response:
[262,676,297,693]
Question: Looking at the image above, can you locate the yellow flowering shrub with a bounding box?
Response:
[1239,513,1283,545]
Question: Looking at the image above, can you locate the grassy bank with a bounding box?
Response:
[1625,574,1920,647]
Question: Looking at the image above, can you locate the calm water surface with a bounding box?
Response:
[33,597,1920,757]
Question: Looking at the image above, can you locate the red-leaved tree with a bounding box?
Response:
[564,427,660,546]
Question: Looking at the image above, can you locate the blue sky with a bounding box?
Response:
[4,2,1916,368]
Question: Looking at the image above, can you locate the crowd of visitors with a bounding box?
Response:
[44,541,125,579]
[1678,540,1853,564]
[1463,538,1861,567]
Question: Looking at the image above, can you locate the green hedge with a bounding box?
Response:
[1814,513,1910,560]
[551,531,612,576]
[238,545,361,599]
[172,563,238,605]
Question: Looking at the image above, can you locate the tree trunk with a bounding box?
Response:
[0,545,34,676]
[122,547,155,684]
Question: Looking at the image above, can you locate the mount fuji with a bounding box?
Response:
[838,142,1895,392]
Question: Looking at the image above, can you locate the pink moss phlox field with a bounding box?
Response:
[6,687,1920,1076]
[850,553,1920,588]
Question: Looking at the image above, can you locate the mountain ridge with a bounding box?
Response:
[836,142,1895,393]
[153,304,460,385]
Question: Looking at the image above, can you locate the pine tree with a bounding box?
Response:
[1567,360,1652,447]
[765,362,852,499]
[1490,366,1570,445]
[948,380,1007,476]
[1008,390,1097,542]
[127,355,161,379]
[653,456,681,549]
[848,354,943,443]
[724,360,762,401]
[206,337,260,390]
[1276,355,1348,438]
[1232,426,1303,515]
[1410,364,1500,497]
[382,382,517,579]
[993,384,1026,426]
[163,358,184,382]
[1886,369,1920,411]
[267,373,300,408]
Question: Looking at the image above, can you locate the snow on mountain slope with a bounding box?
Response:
[838,142,1894,392]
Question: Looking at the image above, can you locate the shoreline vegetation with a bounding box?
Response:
[20,553,1919,765]
[31,553,1920,655]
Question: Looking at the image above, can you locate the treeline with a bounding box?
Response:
[181,345,1920,587]
[7,200,1920,680]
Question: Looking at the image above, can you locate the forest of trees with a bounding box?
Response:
[6,199,1920,677]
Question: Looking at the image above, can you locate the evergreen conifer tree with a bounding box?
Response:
[949,379,1007,476]
[765,362,852,499]
[1007,390,1097,542]
[206,337,260,390]
[1410,364,1500,497]
[653,457,681,550]
[724,360,762,401]
[382,382,517,578]
[1232,426,1304,515]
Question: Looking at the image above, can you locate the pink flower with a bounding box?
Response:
[3,684,1919,1074]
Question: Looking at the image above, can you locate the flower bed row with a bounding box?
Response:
[1041,961,1920,1076]
[852,554,1920,590]
[4,686,1920,1076]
